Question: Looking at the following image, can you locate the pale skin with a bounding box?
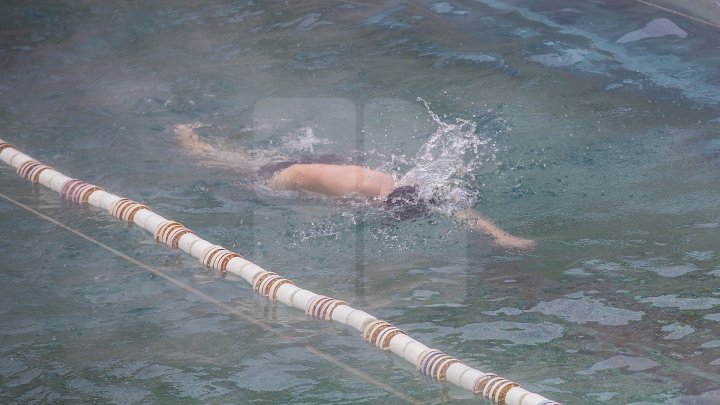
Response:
[174,123,535,250]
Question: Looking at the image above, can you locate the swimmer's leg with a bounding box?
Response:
[173,123,258,174]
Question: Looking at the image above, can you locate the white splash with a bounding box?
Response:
[281,126,331,153]
[397,98,497,214]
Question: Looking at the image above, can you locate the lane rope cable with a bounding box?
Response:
[635,0,720,29]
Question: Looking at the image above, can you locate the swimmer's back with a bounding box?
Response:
[270,163,396,198]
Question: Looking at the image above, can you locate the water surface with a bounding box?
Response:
[1,1,720,403]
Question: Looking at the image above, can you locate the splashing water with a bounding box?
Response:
[252,99,498,222]
[397,98,497,215]
[281,126,331,153]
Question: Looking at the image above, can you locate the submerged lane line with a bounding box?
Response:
[0,190,424,405]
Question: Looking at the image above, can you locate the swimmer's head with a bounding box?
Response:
[383,185,430,220]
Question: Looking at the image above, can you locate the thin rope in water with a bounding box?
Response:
[0,139,562,405]
[0,190,422,405]
[635,0,720,30]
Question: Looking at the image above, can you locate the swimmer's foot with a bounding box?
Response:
[174,122,215,154]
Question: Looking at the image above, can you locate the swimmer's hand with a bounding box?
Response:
[494,235,536,251]
[453,209,535,251]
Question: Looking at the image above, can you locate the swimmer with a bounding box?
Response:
[174,123,535,250]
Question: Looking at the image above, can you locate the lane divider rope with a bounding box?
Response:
[0,191,420,405]
[0,139,562,405]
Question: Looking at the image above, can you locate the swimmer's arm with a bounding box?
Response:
[453,209,535,250]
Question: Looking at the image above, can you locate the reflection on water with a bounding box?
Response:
[1,0,720,403]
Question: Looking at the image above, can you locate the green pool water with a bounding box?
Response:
[1,1,719,403]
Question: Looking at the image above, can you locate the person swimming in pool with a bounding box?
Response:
[174,123,535,250]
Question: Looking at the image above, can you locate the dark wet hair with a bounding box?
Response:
[383,185,430,221]
[257,161,299,179]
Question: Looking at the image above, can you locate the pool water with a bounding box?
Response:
[1,1,720,403]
